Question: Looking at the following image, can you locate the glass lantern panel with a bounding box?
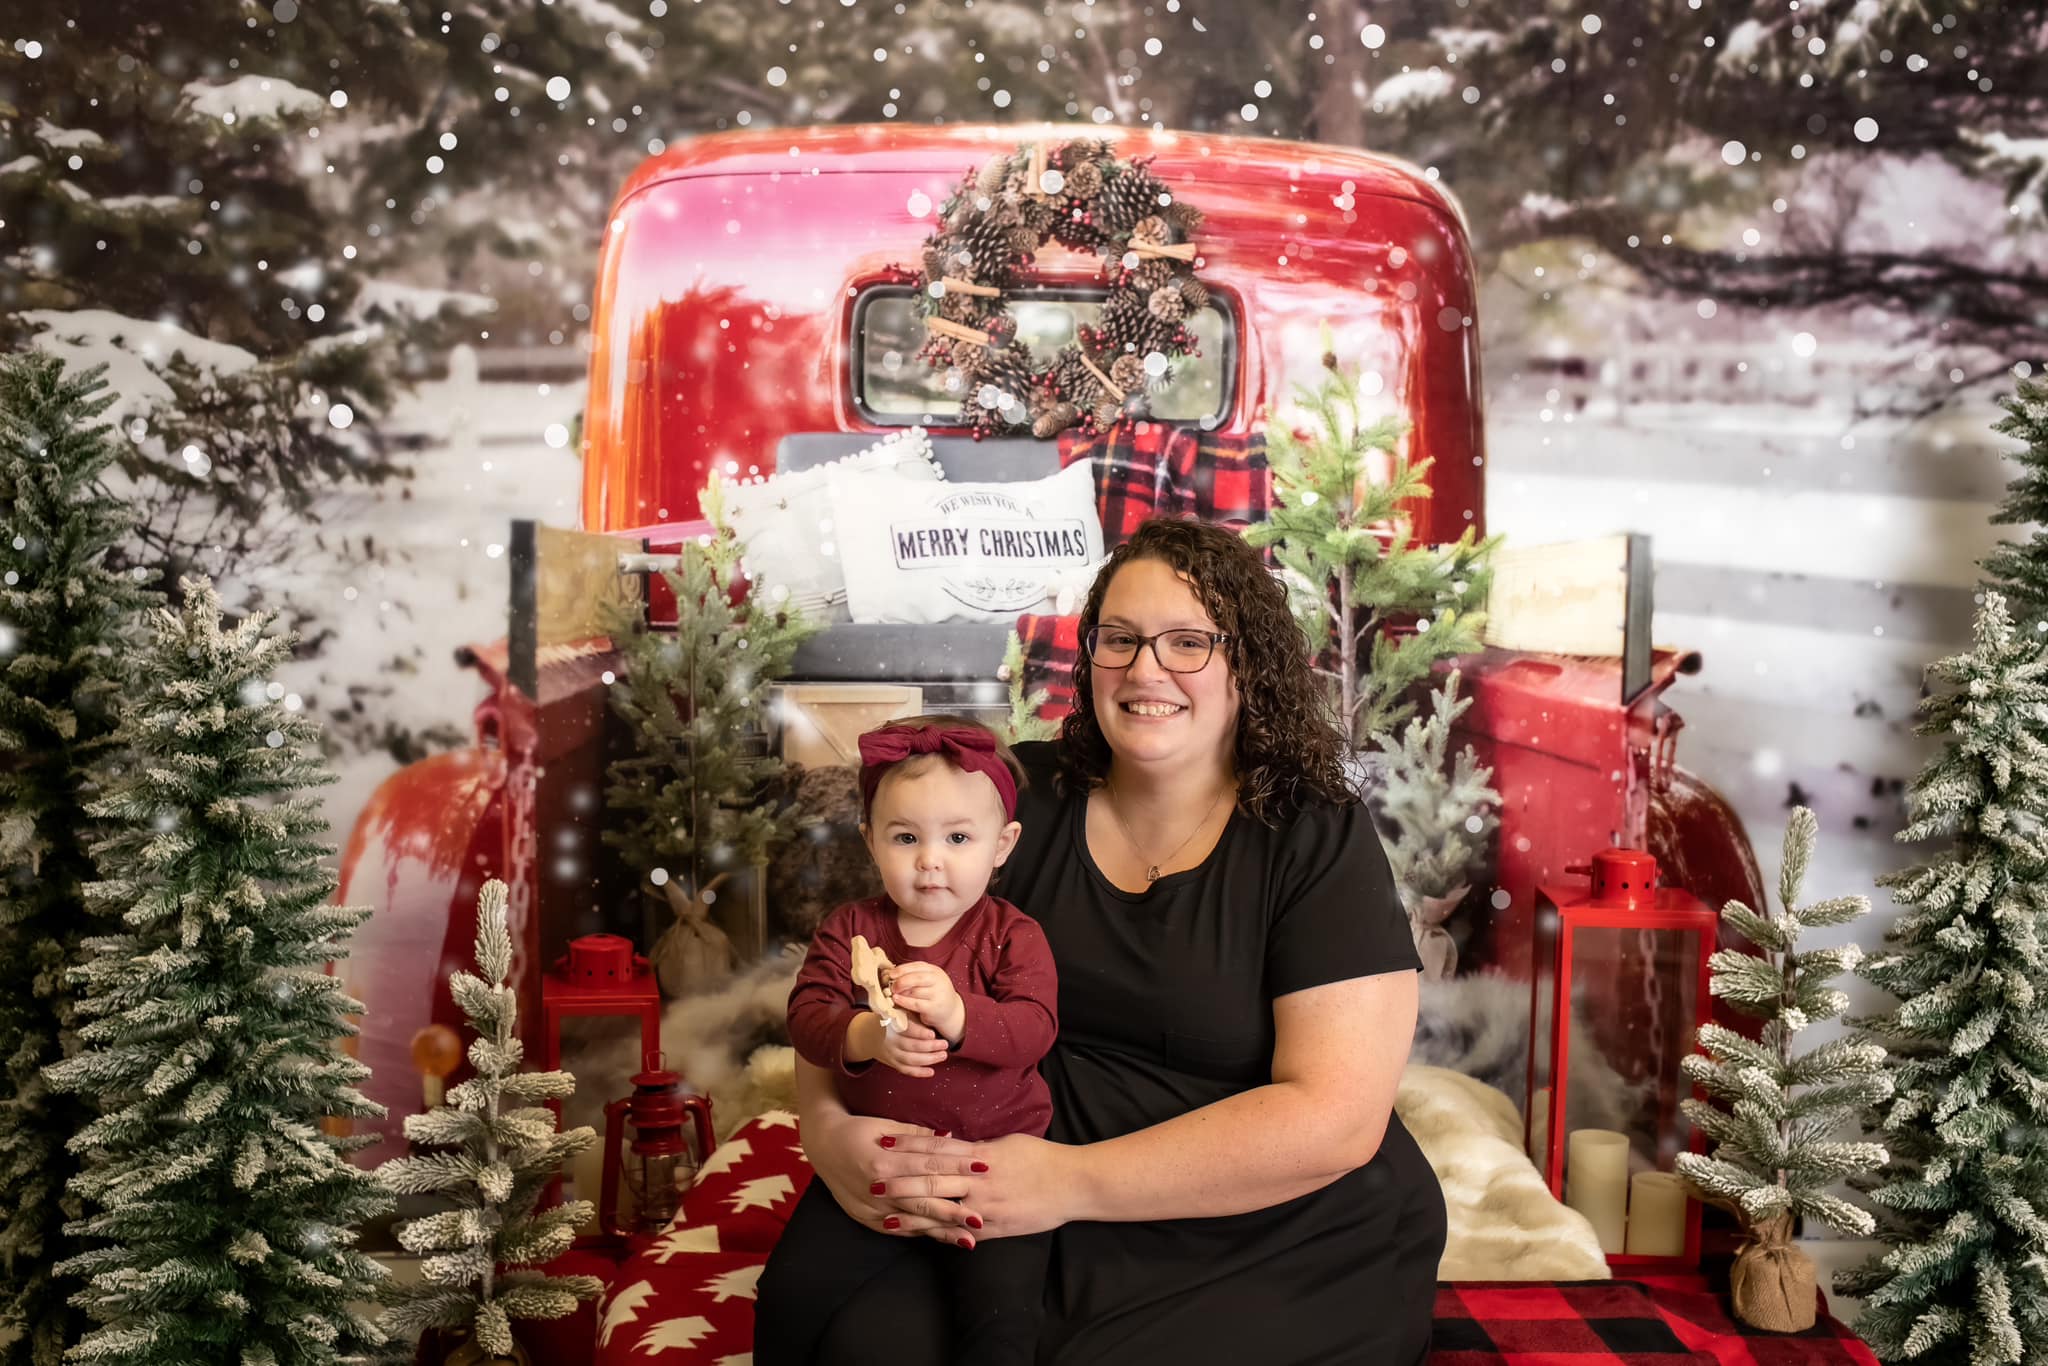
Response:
[1526,895,1560,1161]
[1559,922,1702,1180]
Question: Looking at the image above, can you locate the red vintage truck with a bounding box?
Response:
[336,124,1761,1169]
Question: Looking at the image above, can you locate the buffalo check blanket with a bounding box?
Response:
[587,1115,1877,1365]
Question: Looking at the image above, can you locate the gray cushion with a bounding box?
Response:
[774,432,1061,484]
[788,622,1014,682]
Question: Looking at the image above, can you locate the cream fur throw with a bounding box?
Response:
[715,1048,1608,1282]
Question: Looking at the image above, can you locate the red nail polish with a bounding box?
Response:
[971,1161,990,1173]
[966,1215,984,1229]
[870,1181,887,1195]
[883,1217,901,1230]
[935,1130,952,1138]
[956,1236,974,1249]
[879,1136,896,1149]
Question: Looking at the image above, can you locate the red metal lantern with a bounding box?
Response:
[1525,847,1716,1268]
[599,1053,716,1236]
[539,933,662,1075]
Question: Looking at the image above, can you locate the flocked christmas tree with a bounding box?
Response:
[604,478,815,957]
[0,355,153,1365]
[44,577,390,1366]
[1243,354,1498,749]
[1836,591,2048,1364]
[376,879,602,1359]
[1674,806,1890,1333]
[1366,671,1499,979]
[1981,376,2048,636]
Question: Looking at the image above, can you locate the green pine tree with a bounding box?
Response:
[0,354,153,1365]
[375,879,602,1357]
[1982,377,2048,635]
[1243,356,1498,748]
[604,478,816,910]
[1837,591,2048,1365]
[1674,808,1890,1301]
[44,577,390,1366]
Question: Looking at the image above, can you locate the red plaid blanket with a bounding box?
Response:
[1433,1280,1878,1366]
[590,1116,1878,1366]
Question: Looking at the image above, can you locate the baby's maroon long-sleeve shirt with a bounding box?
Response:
[787,893,1056,1142]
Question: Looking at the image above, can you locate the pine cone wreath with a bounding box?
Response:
[1147,286,1186,324]
[1091,395,1126,429]
[950,337,986,369]
[921,244,949,284]
[1096,291,1153,354]
[1008,223,1041,256]
[1019,196,1057,235]
[1178,275,1210,311]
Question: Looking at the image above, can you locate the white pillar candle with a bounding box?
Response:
[1625,1170,1688,1257]
[567,1139,609,1237]
[1565,1128,1630,1255]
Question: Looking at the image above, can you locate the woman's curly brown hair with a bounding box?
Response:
[1056,518,1356,824]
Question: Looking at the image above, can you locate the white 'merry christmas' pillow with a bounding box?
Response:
[828,459,1105,624]
[722,428,942,620]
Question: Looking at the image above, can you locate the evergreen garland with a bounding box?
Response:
[1243,356,1497,748]
[604,479,816,912]
[375,880,602,1356]
[0,354,154,1365]
[1674,806,1889,1243]
[1982,376,2048,636]
[44,577,390,1365]
[1836,591,2048,1365]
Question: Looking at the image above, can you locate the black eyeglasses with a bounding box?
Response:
[1084,626,1231,673]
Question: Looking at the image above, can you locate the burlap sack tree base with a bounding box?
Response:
[1728,1212,1817,1334]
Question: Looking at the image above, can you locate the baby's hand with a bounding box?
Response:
[873,1015,950,1079]
[887,961,966,1044]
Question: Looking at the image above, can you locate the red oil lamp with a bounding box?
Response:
[598,1053,716,1236]
[1525,848,1717,1268]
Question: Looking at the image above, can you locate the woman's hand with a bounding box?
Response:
[796,1057,984,1244]
[886,961,966,1043]
[945,1132,1078,1240]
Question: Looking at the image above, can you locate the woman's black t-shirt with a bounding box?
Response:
[1002,741,1448,1366]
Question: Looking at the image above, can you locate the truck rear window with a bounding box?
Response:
[853,286,1233,428]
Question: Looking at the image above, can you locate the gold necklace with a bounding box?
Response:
[1103,779,1231,883]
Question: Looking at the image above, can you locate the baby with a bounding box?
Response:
[757,715,1056,1365]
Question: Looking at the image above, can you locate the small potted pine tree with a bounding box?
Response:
[376,880,604,1364]
[1675,806,1889,1332]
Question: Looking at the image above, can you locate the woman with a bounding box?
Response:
[776,517,1446,1364]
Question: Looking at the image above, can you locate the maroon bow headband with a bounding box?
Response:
[857,723,1018,821]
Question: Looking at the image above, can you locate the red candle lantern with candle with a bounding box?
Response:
[1525,847,1717,1268]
